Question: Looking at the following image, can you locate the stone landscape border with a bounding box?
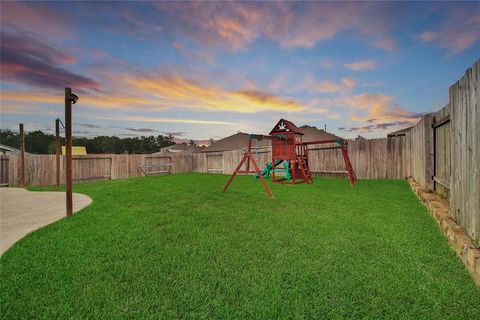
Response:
[408,177,480,286]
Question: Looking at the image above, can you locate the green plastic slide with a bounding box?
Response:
[256,159,289,179]
[260,162,273,178]
[283,161,292,180]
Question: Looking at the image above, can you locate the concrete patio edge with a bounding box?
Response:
[0,188,92,255]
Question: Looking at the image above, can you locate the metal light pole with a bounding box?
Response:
[65,88,78,216]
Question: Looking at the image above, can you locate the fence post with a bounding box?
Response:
[424,114,435,191]
[110,155,114,180]
[18,123,25,188]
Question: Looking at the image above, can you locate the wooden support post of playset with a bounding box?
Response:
[223,146,273,199]
[339,142,357,186]
[302,139,357,186]
[245,138,251,173]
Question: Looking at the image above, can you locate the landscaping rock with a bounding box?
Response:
[466,248,480,267]
[451,232,473,256]
[440,218,455,234]
[407,176,480,286]
[419,191,437,203]
[428,200,448,212]
[432,208,449,222]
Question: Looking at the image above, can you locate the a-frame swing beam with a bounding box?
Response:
[300,139,357,186]
[339,143,357,185]
[223,150,273,198]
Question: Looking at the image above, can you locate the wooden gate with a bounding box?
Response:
[206,152,224,174]
[432,107,451,198]
[72,156,112,182]
[0,155,9,186]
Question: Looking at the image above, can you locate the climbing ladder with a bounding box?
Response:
[297,157,313,184]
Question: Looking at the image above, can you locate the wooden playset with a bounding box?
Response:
[223,119,357,198]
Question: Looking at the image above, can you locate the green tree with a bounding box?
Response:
[0,129,177,154]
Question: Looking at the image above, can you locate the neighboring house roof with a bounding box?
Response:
[269,118,303,135]
[152,144,200,155]
[356,135,367,140]
[161,144,194,152]
[200,132,270,153]
[0,144,25,155]
[298,125,344,142]
[387,126,413,137]
[61,146,87,155]
[202,125,346,153]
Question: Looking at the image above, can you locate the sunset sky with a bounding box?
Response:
[1,1,479,142]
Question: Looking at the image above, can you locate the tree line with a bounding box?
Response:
[0,130,176,154]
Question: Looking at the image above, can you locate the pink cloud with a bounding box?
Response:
[374,38,395,51]
[338,121,413,133]
[2,2,398,53]
[317,58,336,70]
[1,2,72,40]
[155,2,394,50]
[344,60,376,71]
[1,31,99,91]
[420,31,438,42]
[298,77,356,94]
[1,31,76,65]
[419,5,480,53]
[329,93,423,124]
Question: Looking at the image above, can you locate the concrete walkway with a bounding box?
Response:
[0,188,92,254]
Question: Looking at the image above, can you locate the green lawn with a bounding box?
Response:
[1,174,479,319]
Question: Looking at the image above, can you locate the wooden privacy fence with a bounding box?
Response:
[1,154,193,187]
[191,138,408,179]
[1,138,408,187]
[73,157,112,182]
[448,61,478,243]
[406,60,479,243]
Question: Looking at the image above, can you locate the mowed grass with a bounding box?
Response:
[1,174,479,319]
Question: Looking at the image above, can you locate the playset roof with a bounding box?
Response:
[269,119,304,135]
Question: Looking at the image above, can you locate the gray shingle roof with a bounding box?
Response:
[0,144,24,155]
[387,126,413,137]
[200,132,270,153]
[298,125,344,142]
[201,126,346,153]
